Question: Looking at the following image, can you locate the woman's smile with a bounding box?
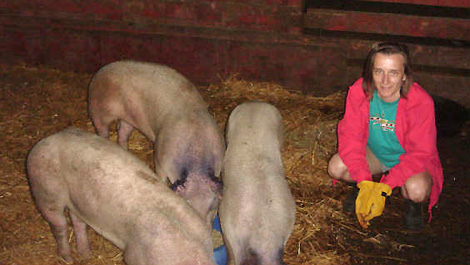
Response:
[373,53,406,102]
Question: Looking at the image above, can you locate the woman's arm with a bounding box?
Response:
[338,79,373,183]
[382,86,438,189]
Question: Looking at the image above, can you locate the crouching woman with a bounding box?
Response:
[328,42,444,230]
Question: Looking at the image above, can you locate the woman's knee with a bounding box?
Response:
[328,154,349,180]
[402,173,433,202]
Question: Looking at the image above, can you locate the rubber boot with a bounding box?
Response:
[404,200,425,230]
[342,184,359,213]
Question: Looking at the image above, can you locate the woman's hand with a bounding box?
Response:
[355,181,392,228]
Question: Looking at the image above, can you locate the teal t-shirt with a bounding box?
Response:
[367,91,405,168]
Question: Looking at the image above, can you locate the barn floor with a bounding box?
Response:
[0,61,469,264]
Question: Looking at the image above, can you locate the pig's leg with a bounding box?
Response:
[224,239,236,265]
[40,206,73,263]
[155,162,170,184]
[70,212,91,259]
[123,243,145,265]
[154,140,180,184]
[154,127,199,184]
[117,120,133,149]
[223,232,244,265]
[231,246,246,265]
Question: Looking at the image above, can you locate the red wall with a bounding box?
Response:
[0,0,347,96]
[1,0,469,104]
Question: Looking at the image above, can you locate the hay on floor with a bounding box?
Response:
[0,63,366,265]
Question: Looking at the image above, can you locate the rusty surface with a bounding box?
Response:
[1,0,469,108]
[304,9,470,41]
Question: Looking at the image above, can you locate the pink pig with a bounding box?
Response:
[26,128,216,265]
[88,60,225,227]
[219,102,296,265]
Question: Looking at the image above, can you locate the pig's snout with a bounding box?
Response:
[171,171,223,227]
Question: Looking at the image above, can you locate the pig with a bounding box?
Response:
[219,101,296,265]
[87,60,225,227]
[26,127,216,265]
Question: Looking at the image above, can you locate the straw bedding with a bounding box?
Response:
[1,62,418,264]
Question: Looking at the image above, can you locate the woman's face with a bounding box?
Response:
[372,53,406,102]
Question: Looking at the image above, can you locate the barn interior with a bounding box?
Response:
[1,1,469,264]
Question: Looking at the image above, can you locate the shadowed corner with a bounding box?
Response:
[432,94,470,138]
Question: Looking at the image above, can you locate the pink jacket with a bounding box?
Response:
[338,78,444,220]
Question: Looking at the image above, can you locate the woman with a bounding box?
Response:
[328,42,444,230]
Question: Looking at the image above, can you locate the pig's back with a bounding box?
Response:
[222,102,295,241]
[90,60,208,113]
[88,61,210,138]
[28,128,210,250]
[224,102,284,178]
[226,101,283,152]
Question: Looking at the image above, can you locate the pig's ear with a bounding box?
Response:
[210,177,223,199]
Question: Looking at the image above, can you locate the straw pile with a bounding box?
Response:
[1,62,403,265]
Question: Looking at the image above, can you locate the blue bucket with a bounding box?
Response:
[212,214,227,265]
[213,245,227,265]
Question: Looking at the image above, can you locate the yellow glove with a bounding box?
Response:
[355,181,392,228]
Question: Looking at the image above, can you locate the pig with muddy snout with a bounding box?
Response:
[219,101,296,265]
[87,60,225,227]
[26,128,216,265]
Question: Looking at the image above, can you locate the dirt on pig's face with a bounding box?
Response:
[171,170,223,228]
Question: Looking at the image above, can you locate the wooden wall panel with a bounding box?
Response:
[357,0,469,8]
[1,0,469,105]
[304,9,470,41]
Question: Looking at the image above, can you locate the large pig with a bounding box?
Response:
[219,102,296,265]
[87,60,225,226]
[26,128,216,265]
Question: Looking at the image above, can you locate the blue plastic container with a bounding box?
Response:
[212,214,227,265]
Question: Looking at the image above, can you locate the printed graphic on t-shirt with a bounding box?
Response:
[370,114,395,132]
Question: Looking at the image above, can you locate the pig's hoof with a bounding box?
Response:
[58,255,74,264]
[78,252,93,262]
